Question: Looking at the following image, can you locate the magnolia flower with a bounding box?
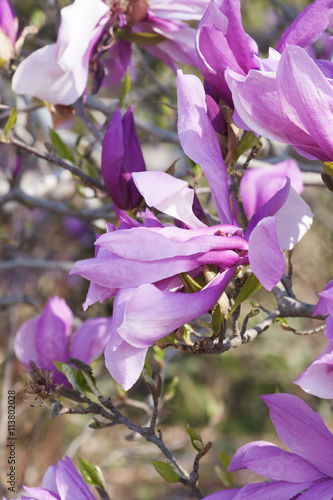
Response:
[203,393,333,499]
[226,45,333,162]
[70,72,312,390]
[6,456,95,500]
[102,107,145,210]
[12,0,109,105]
[14,297,110,385]
[294,280,333,399]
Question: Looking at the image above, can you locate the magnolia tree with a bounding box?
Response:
[0,0,333,498]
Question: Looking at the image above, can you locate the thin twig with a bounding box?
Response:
[2,134,106,191]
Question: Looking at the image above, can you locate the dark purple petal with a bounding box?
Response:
[295,478,333,499]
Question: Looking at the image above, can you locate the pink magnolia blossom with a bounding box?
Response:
[226,45,333,162]
[5,456,95,500]
[12,0,109,105]
[294,280,333,399]
[14,297,110,385]
[70,72,312,390]
[203,394,333,499]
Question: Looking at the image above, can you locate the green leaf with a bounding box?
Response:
[211,303,222,335]
[119,69,132,108]
[5,106,17,139]
[78,456,105,489]
[163,376,179,402]
[49,128,76,163]
[186,424,203,453]
[152,461,181,483]
[118,31,166,45]
[234,131,260,163]
[220,452,233,486]
[178,273,202,293]
[228,273,262,317]
[53,361,92,394]
[144,358,153,378]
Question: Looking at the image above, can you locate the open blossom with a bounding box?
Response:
[203,393,333,499]
[70,72,312,390]
[294,280,333,399]
[12,0,109,105]
[5,456,95,500]
[226,45,333,162]
[102,107,145,210]
[14,297,110,385]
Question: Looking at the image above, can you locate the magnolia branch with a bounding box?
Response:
[1,134,106,191]
[54,386,205,499]
[0,186,113,220]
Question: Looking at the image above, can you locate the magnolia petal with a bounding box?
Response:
[295,478,333,500]
[118,268,236,348]
[14,316,40,368]
[133,171,205,229]
[12,44,86,105]
[277,46,333,161]
[248,217,285,291]
[36,297,72,370]
[313,280,333,317]
[273,185,313,250]
[70,317,111,365]
[56,456,95,500]
[104,288,147,390]
[229,440,325,482]
[261,393,333,478]
[22,487,59,500]
[276,0,333,52]
[149,0,210,21]
[293,340,333,399]
[231,480,313,500]
[56,0,108,71]
[41,465,58,494]
[177,70,232,223]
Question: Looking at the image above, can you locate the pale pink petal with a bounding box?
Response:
[133,171,206,229]
[177,70,232,223]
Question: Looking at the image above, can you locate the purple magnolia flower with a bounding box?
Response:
[6,455,95,500]
[294,280,333,399]
[102,107,146,210]
[203,393,333,499]
[240,159,304,220]
[70,72,312,390]
[14,297,111,385]
[196,0,259,107]
[226,45,333,162]
[12,0,109,105]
